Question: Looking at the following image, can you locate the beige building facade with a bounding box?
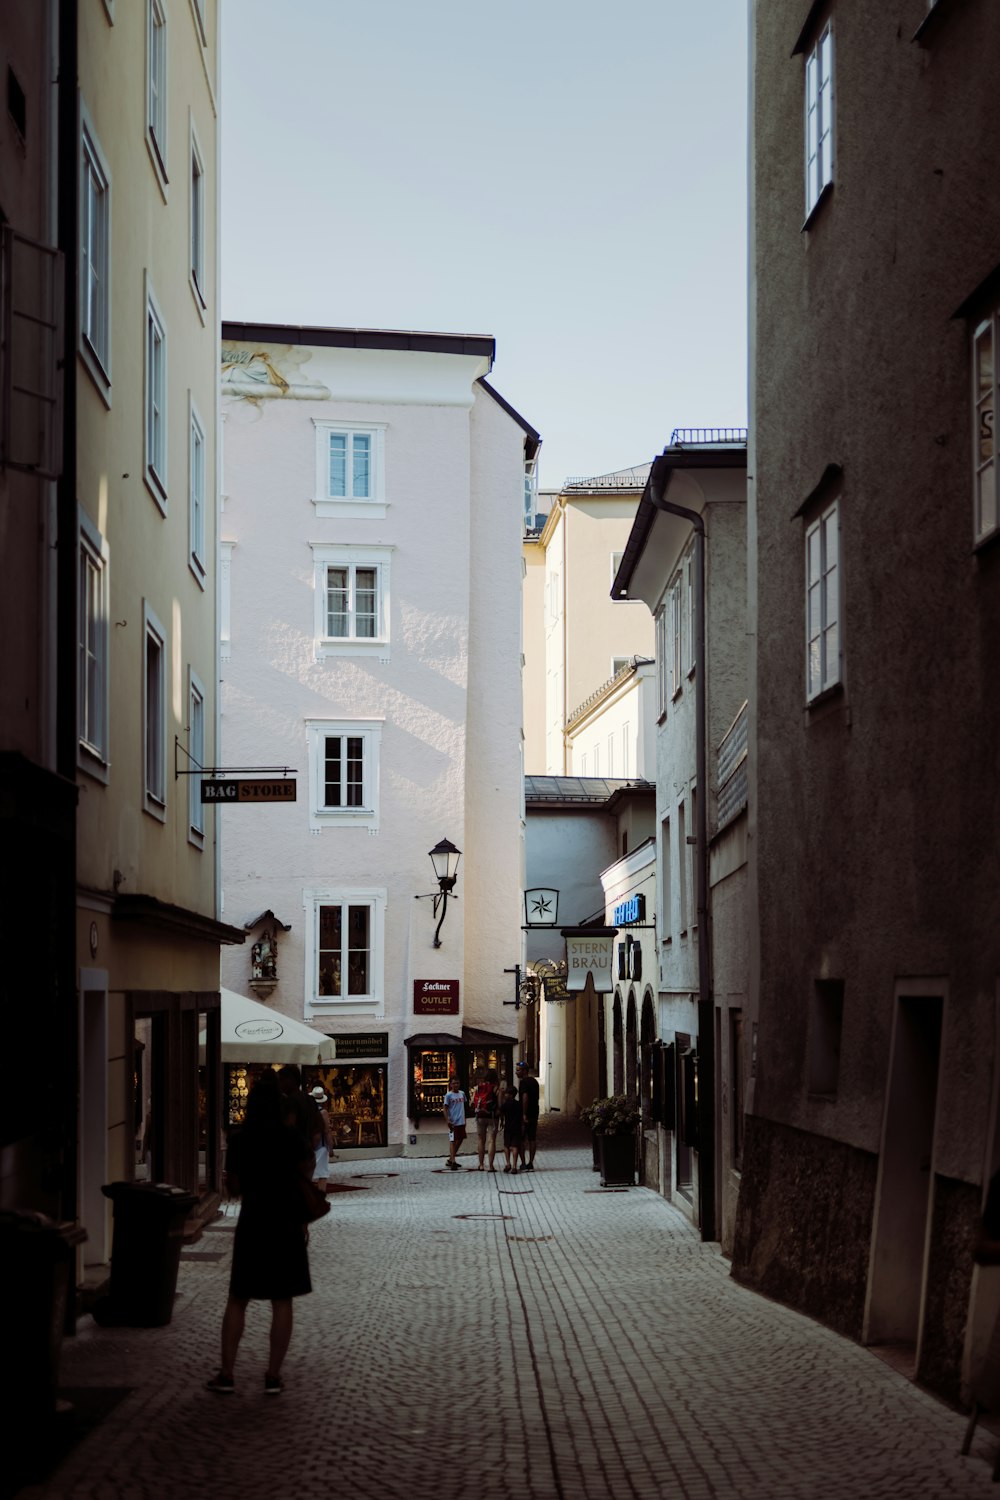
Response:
[523,467,654,775]
[72,0,239,1265]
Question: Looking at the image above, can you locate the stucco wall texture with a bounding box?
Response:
[219,341,526,1150]
[737,0,1000,1397]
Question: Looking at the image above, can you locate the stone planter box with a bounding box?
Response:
[597,1131,636,1187]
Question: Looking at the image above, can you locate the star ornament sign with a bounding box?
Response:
[524,888,559,927]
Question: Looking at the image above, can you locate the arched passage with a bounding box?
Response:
[640,989,656,1115]
[625,990,638,1101]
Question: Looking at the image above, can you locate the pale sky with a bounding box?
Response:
[221,0,748,490]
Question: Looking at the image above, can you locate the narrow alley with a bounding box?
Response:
[17,1118,998,1500]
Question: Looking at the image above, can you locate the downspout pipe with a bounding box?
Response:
[648,455,716,1243]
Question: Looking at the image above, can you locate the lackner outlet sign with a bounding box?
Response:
[413,980,460,1016]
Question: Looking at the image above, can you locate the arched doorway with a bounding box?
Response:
[640,990,656,1115]
[625,990,638,1101]
[597,996,608,1098]
[612,993,624,1095]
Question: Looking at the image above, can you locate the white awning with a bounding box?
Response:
[211,988,338,1064]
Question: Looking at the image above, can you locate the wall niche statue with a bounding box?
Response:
[251,929,278,981]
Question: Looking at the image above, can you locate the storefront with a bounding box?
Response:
[405,1026,517,1125]
[224,1032,389,1150]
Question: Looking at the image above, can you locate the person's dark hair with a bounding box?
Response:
[486,1068,499,1085]
[244,1070,284,1133]
[277,1064,302,1090]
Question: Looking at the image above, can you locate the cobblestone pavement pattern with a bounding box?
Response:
[19,1117,1000,1499]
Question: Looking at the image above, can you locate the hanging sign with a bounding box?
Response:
[202,779,296,803]
[565,935,614,992]
[524,888,559,926]
[413,980,460,1016]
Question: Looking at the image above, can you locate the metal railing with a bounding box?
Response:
[669,427,747,447]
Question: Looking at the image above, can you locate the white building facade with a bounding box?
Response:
[219,325,536,1156]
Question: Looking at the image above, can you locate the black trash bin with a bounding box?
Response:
[0,1209,87,1482]
[96,1182,196,1327]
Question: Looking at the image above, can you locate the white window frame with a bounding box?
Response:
[973,310,997,545]
[143,602,167,819]
[78,509,110,780]
[146,0,169,196]
[310,543,392,660]
[79,108,111,399]
[189,396,206,585]
[660,815,672,942]
[684,545,696,676]
[189,0,207,46]
[669,574,683,698]
[655,604,668,717]
[804,21,834,220]
[189,116,206,318]
[187,667,206,845]
[312,420,386,519]
[303,887,386,1017]
[144,275,167,509]
[220,540,234,659]
[305,719,382,832]
[805,499,842,701]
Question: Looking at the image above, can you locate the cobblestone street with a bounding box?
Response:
[19,1119,1000,1500]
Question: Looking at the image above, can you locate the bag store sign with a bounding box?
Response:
[413,980,460,1016]
[565,935,614,992]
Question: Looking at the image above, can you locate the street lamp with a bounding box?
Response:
[416,838,462,948]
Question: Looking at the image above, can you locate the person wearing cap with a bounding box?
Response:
[309,1085,332,1192]
[516,1061,540,1170]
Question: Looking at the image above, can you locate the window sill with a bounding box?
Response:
[189,273,208,325]
[315,639,390,662]
[657,710,667,726]
[663,935,672,946]
[188,826,205,851]
[79,341,112,409]
[801,179,834,233]
[805,680,845,715]
[189,556,207,591]
[78,742,110,785]
[973,527,1000,558]
[687,664,696,681]
[145,130,169,203]
[145,467,168,516]
[912,0,961,45]
[313,497,388,522]
[671,686,683,704]
[143,794,167,823]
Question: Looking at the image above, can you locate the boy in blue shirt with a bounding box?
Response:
[442,1075,467,1170]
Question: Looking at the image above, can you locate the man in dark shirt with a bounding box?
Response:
[516,1061,540,1171]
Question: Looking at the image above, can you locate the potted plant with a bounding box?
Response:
[583,1095,640,1186]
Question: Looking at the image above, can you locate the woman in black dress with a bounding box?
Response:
[207,1070,313,1395]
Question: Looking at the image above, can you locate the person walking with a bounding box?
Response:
[470,1068,499,1172]
[499,1078,523,1174]
[207,1070,314,1396]
[309,1085,332,1193]
[442,1074,467,1170]
[516,1060,540,1171]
